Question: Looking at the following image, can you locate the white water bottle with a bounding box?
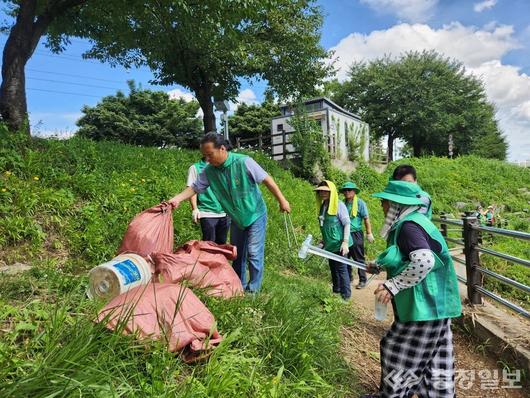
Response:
[374,296,388,321]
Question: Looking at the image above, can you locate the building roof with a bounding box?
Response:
[278,97,363,121]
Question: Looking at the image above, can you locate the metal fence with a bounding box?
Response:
[434,212,530,319]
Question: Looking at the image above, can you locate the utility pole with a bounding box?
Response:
[214,100,230,140]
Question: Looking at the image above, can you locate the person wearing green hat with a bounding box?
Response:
[392,164,432,219]
[315,180,353,300]
[361,180,461,398]
[339,181,374,289]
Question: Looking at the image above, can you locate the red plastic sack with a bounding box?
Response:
[118,202,173,257]
[97,282,222,361]
[153,240,243,298]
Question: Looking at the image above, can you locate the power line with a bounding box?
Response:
[27,88,102,98]
[26,68,125,84]
[33,50,105,65]
[28,77,122,91]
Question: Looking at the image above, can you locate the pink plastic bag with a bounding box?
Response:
[118,202,173,257]
[153,240,243,298]
[97,282,222,361]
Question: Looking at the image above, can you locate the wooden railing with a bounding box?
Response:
[433,213,530,319]
[235,131,298,159]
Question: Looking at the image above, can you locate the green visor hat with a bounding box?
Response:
[371,180,425,206]
[340,181,360,193]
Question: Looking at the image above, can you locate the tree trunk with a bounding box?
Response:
[412,141,422,157]
[195,85,216,134]
[0,0,88,134]
[0,1,43,134]
[387,133,394,162]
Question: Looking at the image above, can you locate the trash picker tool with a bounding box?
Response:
[298,235,381,283]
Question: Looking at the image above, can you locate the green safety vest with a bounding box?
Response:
[194,160,224,214]
[419,189,433,219]
[319,204,353,253]
[345,199,365,233]
[376,212,461,322]
[204,152,266,229]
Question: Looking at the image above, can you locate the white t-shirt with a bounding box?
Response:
[187,164,226,218]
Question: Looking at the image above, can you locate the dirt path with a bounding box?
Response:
[341,274,528,398]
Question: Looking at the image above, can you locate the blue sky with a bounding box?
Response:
[1,0,529,161]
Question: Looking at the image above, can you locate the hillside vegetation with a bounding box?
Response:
[1,130,529,396]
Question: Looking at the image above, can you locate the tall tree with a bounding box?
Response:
[333,51,507,160]
[0,0,90,133]
[70,0,331,133]
[76,81,202,148]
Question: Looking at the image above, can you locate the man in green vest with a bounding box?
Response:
[361,180,461,398]
[168,133,291,293]
[339,181,375,289]
[391,164,432,219]
[187,158,230,244]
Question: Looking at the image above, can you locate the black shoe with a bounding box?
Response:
[356,282,366,289]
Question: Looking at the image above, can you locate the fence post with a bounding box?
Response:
[236,137,241,149]
[462,212,483,305]
[440,213,448,237]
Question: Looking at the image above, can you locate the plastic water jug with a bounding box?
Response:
[374,296,388,321]
[87,253,152,300]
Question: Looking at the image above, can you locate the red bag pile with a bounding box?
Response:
[97,283,222,362]
[117,202,174,257]
[96,202,242,360]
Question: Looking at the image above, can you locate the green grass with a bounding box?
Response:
[0,131,359,397]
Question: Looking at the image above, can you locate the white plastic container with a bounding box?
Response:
[374,296,388,321]
[87,253,152,300]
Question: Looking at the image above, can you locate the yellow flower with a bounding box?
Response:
[141,178,146,183]
[130,188,136,192]
[1,188,6,192]
[3,171,12,176]
[33,176,39,181]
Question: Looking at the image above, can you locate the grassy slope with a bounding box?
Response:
[0,136,358,397]
[1,135,529,396]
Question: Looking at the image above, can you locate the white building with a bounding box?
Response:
[271,97,370,163]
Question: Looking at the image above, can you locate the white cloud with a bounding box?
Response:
[474,0,497,13]
[236,88,258,106]
[330,22,530,161]
[167,88,196,102]
[360,0,438,22]
[33,129,76,139]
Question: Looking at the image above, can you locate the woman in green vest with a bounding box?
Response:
[187,158,229,244]
[362,180,461,398]
[315,181,353,300]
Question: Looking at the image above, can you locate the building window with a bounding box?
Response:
[277,124,283,132]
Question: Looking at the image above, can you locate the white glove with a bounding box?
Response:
[366,233,375,243]
[340,241,349,256]
[192,209,200,224]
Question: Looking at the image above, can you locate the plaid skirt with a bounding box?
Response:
[378,318,455,398]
